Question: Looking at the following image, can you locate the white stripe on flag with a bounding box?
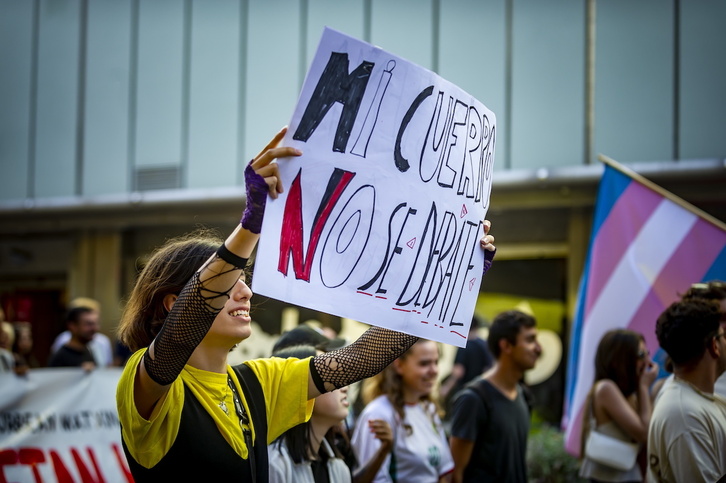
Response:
[566,198,697,445]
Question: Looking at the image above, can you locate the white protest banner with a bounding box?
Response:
[0,368,131,483]
[254,28,496,347]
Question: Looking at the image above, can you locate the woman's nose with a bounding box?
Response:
[232,279,253,300]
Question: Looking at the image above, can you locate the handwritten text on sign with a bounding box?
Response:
[254,28,496,347]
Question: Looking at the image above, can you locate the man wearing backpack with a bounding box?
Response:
[449,310,541,483]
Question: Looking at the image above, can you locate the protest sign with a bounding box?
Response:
[254,28,496,347]
[0,368,130,483]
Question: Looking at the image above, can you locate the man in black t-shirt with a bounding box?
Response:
[449,310,541,483]
[48,306,99,370]
[440,315,495,418]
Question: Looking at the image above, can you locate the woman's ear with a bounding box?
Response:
[162,294,178,313]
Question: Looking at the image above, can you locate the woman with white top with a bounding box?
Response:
[579,329,658,482]
[351,339,453,482]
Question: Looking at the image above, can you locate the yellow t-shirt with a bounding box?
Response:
[116,349,314,468]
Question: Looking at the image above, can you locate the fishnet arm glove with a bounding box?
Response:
[143,252,246,385]
[310,327,418,393]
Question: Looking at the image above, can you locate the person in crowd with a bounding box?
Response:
[682,280,726,306]
[114,339,133,367]
[647,298,726,482]
[0,316,14,373]
[11,321,39,375]
[651,280,726,403]
[271,323,356,471]
[115,127,499,481]
[272,323,347,354]
[268,344,353,482]
[51,297,114,367]
[683,280,726,398]
[351,339,454,482]
[48,306,99,370]
[578,329,657,482]
[269,344,393,483]
[448,310,541,483]
[439,314,494,412]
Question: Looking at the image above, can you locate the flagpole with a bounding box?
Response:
[598,154,726,232]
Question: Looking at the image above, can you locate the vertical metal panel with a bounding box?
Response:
[244,1,301,162]
[594,0,675,163]
[510,0,585,169]
[83,0,132,196]
[187,0,241,189]
[34,0,81,198]
[134,0,185,170]
[438,0,507,171]
[306,0,365,71]
[679,0,726,159]
[370,0,434,71]
[0,0,35,200]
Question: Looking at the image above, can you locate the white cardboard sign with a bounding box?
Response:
[254,28,496,347]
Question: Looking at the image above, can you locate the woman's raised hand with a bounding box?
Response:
[241,127,302,233]
[249,127,302,199]
[480,219,495,252]
[480,219,496,276]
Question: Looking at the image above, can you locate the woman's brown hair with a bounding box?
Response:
[117,229,223,352]
[361,339,442,435]
[593,329,644,397]
[580,328,644,455]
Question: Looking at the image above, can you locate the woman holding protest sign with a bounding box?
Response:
[116,127,497,481]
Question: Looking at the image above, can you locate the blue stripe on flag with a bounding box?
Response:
[591,166,631,237]
[701,244,726,282]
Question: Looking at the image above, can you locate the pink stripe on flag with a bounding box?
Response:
[627,289,665,350]
[584,182,662,319]
[651,218,726,304]
[627,218,726,348]
[564,400,586,456]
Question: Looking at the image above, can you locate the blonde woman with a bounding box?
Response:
[351,340,453,482]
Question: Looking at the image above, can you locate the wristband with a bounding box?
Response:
[482,247,496,276]
[216,243,248,269]
[240,160,269,234]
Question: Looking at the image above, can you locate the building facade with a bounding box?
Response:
[1,0,725,393]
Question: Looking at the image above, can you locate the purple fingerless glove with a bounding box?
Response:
[482,247,496,276]
[240,160,269,234]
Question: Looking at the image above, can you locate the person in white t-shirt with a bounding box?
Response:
[647,298,726,482]
[351,339,453,482]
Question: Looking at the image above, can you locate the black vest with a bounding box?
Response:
[122,364,269,482]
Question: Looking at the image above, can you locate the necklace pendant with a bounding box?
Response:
[219,400,229,415]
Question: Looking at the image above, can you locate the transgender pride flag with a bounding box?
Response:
[562,159,726,455]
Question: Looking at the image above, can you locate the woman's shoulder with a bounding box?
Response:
[359,395,395,418]
[268,439,298,482]
[592,379,630,419]
[368,394,394,409]
[593,378,621,397]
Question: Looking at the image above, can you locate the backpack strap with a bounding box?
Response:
[232,363,269,483]
[519,382,534,414]
[463,379,533,429]
[463,378,492,430]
